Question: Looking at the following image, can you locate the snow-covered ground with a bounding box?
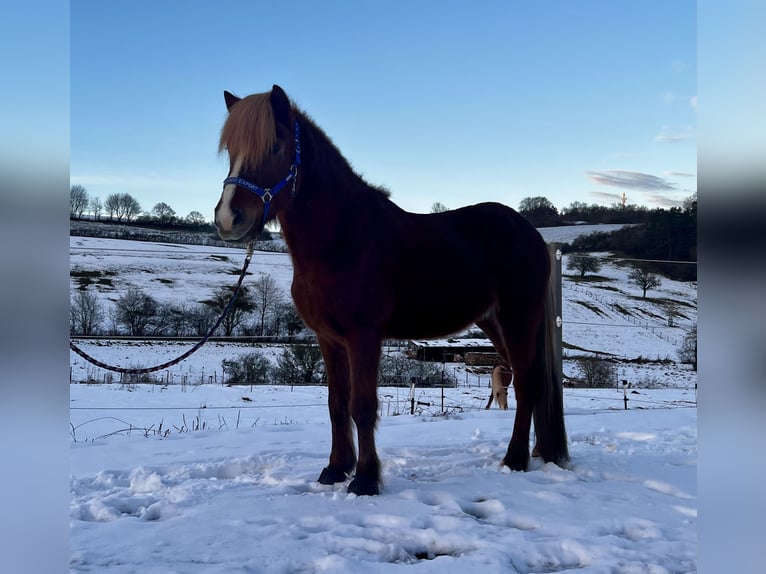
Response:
[70,225,698,572]
[70,384,696,573]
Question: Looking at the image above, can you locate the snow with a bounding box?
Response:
[70,385,696,573]
[70,225,697,572]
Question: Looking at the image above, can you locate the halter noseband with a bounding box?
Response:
[223,120,301,233]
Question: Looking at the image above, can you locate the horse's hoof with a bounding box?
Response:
[348,476,380,496]
[318,466,348,485]
[502,447,530,471]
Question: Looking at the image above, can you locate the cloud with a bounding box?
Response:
[654,126,695,143]
[663,170,696,178]
[644,194,685,208]
[586,170,676,191]
[690,95,697,110]
[589,191,623,203]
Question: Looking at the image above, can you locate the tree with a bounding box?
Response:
[273,344,325,386]
[276,301,305,336]
[70,289,104,335]
[430,202,448,213]
[222,351,272,385]
[105,193,142,222]
[120,193,142,222]
[252,274,283,336]
[70,185,89,219]
[89,196,103,221]
[576,356,616,387]
[518,196,559,227]
[202,286,255,336]
[186,304,218,337]
[151,202,177,225]
[678,323,697,371]
[114,287,158,335]
[186,211,206,225]
[105,193,121,220]
[151,302,190,336]
[628,266,662,298]
[566,254,603,278]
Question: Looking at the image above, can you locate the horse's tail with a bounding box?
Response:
[532,254,569,465]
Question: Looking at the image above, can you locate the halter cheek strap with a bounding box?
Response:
[223,120,301,232]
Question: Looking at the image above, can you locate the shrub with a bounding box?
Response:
[222,352,272,386]
[576,356,617,388]
[273,345,325,386]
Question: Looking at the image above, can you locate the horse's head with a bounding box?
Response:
[215,85,300,242]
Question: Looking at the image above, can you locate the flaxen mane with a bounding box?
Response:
[218,93,277,170]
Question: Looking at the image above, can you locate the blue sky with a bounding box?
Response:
[70,1,696,220]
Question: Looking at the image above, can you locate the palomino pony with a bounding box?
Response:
[214,85,568,495]
[485,364,513,410]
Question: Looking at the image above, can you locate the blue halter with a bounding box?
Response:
[223,120,301,232]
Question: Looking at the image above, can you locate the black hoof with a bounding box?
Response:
[318,466,348,485]
[348,475,380,496]
[503,445,530,471]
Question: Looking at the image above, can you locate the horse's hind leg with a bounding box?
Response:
[317,336,356,485]
[483,303,543,471]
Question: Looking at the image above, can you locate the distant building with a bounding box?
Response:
[407,338,498,363]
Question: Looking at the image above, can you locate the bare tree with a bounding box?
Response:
[252,274,284,336]
[120,193,142,222]
[202,286,255,336]
[70,290,104,335]
[114,287,158,335]
[628,266,662,298]
[576,356,616,387]
[105,193,142,222]
[186,211,206,225]
[89,196,103,221]
[518,196,559,227]
[105,193,121,220]
[566,253,603,278]
[275,301,305,336]
[678,323,697,371]
[70,185,89,219]
[274,344,325,386]
[152,202,177,225]
[430,202,448,213]
[187,304,218,336]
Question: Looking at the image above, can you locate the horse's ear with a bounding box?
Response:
[224,90,240,111]
[270,84,291,127]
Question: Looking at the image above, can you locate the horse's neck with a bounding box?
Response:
[277,164,362,259]
[278,120,380,256]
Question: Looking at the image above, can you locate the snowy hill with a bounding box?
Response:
[70,224,697,388]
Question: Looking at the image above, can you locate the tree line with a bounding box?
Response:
[70,184,210,230]
[70,273,305,338]
[566,198,697,281]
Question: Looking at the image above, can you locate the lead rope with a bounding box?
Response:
[69,240,255,375]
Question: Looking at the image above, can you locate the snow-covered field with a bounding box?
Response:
[70,384,696,573]
[70,225,698,572]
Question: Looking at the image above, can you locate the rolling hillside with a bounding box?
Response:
[69,224,697,388]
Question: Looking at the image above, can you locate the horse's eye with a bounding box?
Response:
[271,143,281,155]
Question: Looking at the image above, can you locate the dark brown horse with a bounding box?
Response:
[214,85,568,495]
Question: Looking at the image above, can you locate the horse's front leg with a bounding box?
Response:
[346,333,382,495]
[317,336,356,485]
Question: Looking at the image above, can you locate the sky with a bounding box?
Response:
[70,1,696,221]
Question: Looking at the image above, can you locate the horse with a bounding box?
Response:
[214,85,569,495]
[485,364,513,410]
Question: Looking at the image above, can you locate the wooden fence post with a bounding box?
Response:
[548,243,563,387]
